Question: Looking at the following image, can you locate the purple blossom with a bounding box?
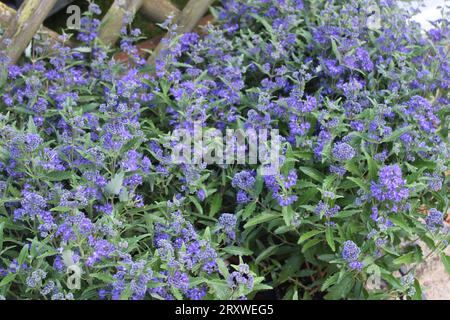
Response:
[24,133,43,152]
[218,213,237,242]
[425,208,444,232]
[371,165,409,203]
[168,271,190,292]
[227,263,254,290]
[315,200,340,218]
[332,142,356,161]
[186,286,207,300]
[342,240,361,263]
[232,170,256,190]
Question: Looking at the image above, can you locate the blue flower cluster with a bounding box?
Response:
[0,0,448,300]
[342,241,363,271]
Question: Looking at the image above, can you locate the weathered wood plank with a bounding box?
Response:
[147,0,213,65]
[98,0,144,46]
[0,2,65,45]
[0,2,74,50]
[0,2,15,25]
[169,0,214,35]
[0,0,58,65]
[141,0,180,23]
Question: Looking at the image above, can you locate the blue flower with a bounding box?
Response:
[371,164,409,203]
[218,213,237,242]
[332,142,356,162]
[425,208,444,232]
[342,240,361,263]
[232,170,256,190]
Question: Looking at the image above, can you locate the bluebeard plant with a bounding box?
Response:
[0,0,448,300]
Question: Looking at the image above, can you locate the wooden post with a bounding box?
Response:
[141,0,180,23]
[147,0,214,65]
[0,2,15,25]
[0,2,67,47]
[0,0,58,65]
[98,0,144,46]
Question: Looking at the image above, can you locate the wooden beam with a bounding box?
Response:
[147,0,214,65]
[0,2,66,45]
[98,0,144,46]
[0,2,15,25]
[0,2,74,50]
[0,0,58,65]
[141,0,180,23]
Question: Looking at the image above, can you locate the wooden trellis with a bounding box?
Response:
[0,0,212,65]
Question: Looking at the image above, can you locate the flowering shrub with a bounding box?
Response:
[0,0,448,300]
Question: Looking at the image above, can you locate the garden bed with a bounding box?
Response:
[0,0,448,301]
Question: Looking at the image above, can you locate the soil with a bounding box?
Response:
[416,245,450,300]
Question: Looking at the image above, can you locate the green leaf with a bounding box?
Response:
[216,258,230,278]
[419,234,435,250]
[120,284,132,300]
[249,13,274,33]
[331,38,342,62]
[318,254,336,262]
[382,126,412,143]
[222,246,253,256]
[299,166,325,182]
[203,226,211,241]
[46,171,73,182]
[27,116,37,133]
[50,206,72,213]
[18,245,29,265]
[74,47,92,53]
[334,209,360,219]
[253,283,273,291]
[393,252,415,265]
[298,229,323,244]
[209,192,222,217]
[440,254,450,275]
[297,188,319,205]
[209,279,231,300]
[382,273,403,291]
[0,222,4,251]
[389,215,413,233]
[90,273,116,283]
[82,103,99,113]
[345,160,361,176]
[37,248,58,260]
[189,195,203,215]
[119,189,129,202]
[243,212,279,229]
[147,282,165,289]
[325,273,355,299]
[0,273,16,287]
[275,225,293,235]
[301,238,322,253]
[322,175,336,190]
[364,150,378,181]
[254,172,264,197]
[412,279,423,300]
[242,201,256,220]
[255,245,279,264]
[346,177,368,192]
[282,206,294,226]
[321,273,339,291]
[325,227,335,252]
